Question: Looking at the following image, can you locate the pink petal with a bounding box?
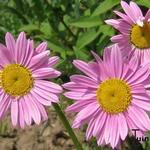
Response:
[103,47,111,63]
[25,94,41,124]
[127,66,149,85]
[128,55,139,72]
[15,32,27,64]
[143,50,150,64]
[77,102,99,121]
[32,67,61,79]
[18,100,25,128]
[86,118,95,140]
[72,102,99,127]
[114,10,132,24]
[63,82,93,92]
[48,56,59,67]
[31,89,52,106]
[0,44,13,66]
[118,113,128,140]
[111,44,123,78]
[91,51,102,63]
[131,84,146,94]
[72,117,90,128]
[70,75,98,88]
[35,80,62,94]
[23,40,34,67]
[130,1,143,19]
[106,19,130,34]
[64,91,96,100]
[127,106,150,131]
[0,94,10,119]
[88,62,100,79]
[104,115,111,144]
[5,32,15,57]
[21,97,32,125]
[145,9,150,21]
[35,42,47,53]
[132,93,150,101]
[132,98,150,111]
[111,34,124,43]
[126,116,141,135]
[105,19,120,29]
[91,51,110,80]
[11,100,18,126]
[97,129,105,146]
[33,86,59,103]
[116,20,131,34]
[28,51,50,70]
[93,111,106,137]
[110,116,119,148]
[35,101,48,121]
[73,60,97,81]
[121,64,132,81]
[65,99,94,113]
[99,62,111,81]
[121,1,136,23]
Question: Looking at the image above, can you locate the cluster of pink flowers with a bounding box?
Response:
[0,0,150,149]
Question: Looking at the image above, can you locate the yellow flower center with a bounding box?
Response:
[96,79,131,114]
[0,64,33,97]
[130,22,150,49]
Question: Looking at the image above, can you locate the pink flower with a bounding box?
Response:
[0,32,62,128]
[105,1,150,64]
[63,44,150,148]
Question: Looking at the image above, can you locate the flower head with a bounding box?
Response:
[0,32,62,128]
[63,44,150,148]
[105,1,150,64]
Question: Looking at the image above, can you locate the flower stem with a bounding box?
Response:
[52,103,83,150]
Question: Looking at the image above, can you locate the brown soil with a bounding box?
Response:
[0,107,85,150]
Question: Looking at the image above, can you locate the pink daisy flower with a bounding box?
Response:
[0,32,62,128]
[63,44,150,148]
[105,1,150,64]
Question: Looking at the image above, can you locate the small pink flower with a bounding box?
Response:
[105,1,150,64]
[63,44,150,148]
[0,32,62,128]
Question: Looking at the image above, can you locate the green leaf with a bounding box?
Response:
[3,6,29,24]
[74,47,90,61]
[69,16,102,28]
[100,25,115,36]
[32,0,45,21]
[136,0,150,8]
[97,35,110,55]
[19,24,40,32]
[47,40,67,59]
[92,0,120,16]
[40,22,53,37]
[76,28,101,49]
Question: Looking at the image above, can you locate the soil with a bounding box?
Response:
[0,107,85,150]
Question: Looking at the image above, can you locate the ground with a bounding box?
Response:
[0,107,84,150]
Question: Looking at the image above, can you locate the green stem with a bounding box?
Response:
[52,103,83,150]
